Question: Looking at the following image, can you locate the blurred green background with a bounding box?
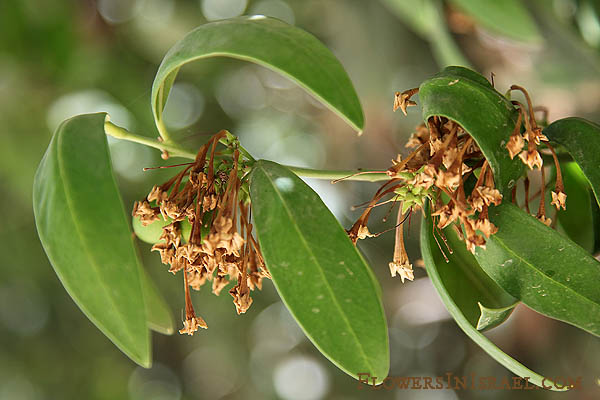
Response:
[2,0,600,399]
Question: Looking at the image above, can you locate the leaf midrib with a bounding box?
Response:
[257,165,376,373]
[56,130,139,352]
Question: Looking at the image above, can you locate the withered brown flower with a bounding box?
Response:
[132,131,269,335]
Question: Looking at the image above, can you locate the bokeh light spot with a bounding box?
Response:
[201,0,247,21]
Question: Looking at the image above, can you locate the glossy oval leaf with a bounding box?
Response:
[544,117,600,207]
[249,160,389,382]
[449,0,542,43]
[152,16,364,134]
[474,203,600,337]
[555,162,596,252]
[419,66,522,193]
[421,209,564,390]
[33,113,151,367]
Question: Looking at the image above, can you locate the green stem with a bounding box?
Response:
[104,121,391,182]
[155,118,174,144]
[104,121,196,159]
[285,166,390,182]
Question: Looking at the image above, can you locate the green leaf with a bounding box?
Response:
[555,162,596,252]
[132,237,174,336]
[449,0,542,43]
[249,160,389,383]
[421,207,564,390]
[422,216,517,329]
[419,66,523,193]
[474,203,600,338]
[33,113,151,367]
[139,264,174,335]
[476,302,518,332]
[544,117,600,207]
[152,16,364,134]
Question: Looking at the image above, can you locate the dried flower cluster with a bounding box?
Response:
[349,83,567,282]
[348,111,499,279]
[132,131,270,335]
[505,85,567,224]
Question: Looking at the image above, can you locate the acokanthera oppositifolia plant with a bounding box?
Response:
[33,16,600,390]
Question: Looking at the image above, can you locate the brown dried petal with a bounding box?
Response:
[176,243,203,264]
[247,271,263,291]
[429,138,443,157]
[160,222,181,247]
[506,134,525,159]
[151,241,175,265]
[388,261,414,283]
[133,200,160,226]
[187,268,208,291]
[147,185,168,203]
[518,149,543,170]
[474,218,497,238]
[477,187,502,207]
[393,90,418,115]
[179,316,207,335]
[212,274,230,295]
[442,147,458,169]
[161,201,184,221]
[356,225,375,240]
[468,191,486,212]
[465,234,486,254]
[537,215,552,226]
[551,191,567,211]
[230,282,253,314]
[532,127,549,145]
[203,195,218,212]
[432,203,459,229]
[435,169,460,190]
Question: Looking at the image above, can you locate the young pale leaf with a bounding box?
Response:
[555,162,596,252]
[152,16,364,134]
[421,210,563,390]
[33,113,151,367]
[449,0,542,43]
[249,160,389,383]
[476,302,518,332]
[474,203,600,338]
[544,117,600,207]
[419,66,523,193]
